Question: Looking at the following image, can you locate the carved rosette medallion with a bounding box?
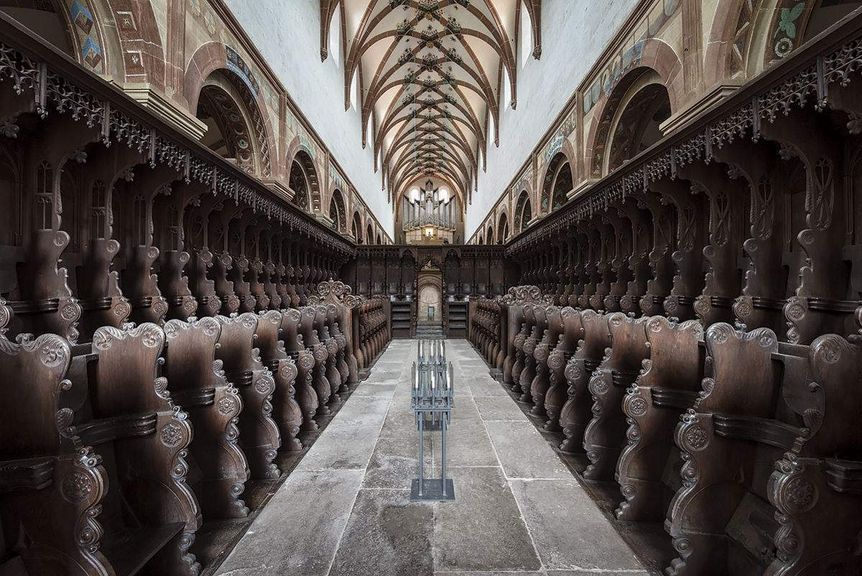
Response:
[781,476,817,513]
[682,424,708,451]
[589,373,609,395]
[61,471,93,503]
[628,396,648,417]
[217,397,236,416]
[565,358,584,383]
[254,373,275,395]
[160,422,184,447]
[39,336,68,368]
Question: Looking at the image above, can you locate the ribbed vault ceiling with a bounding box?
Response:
[320,0,542,205]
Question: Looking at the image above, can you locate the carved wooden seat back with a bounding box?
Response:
[187,247,221,318]
[583,312,650,480]
[519,304,544,402]
[280,308,304,353]
[315,304,342,402]
[528,305,558,416]
[327,304,350,389]
[298,306,330,412]
[216,313,262,380]
[75,237,130,341]
[255,310,288,371]
[616,315,704,521]
[257,309,305,451]
[544,307,584,433]
[0,332,113,576]
[8,229,81,343]
[306,280,360,385]
[483,299,502,365]
[269,353,302,453]
[215,313,280,480]
[293,348,319,432]
[299,306,321,347]
[500,286,553,390]
[162,317,249,520]
[666,322,817,576]
[764,332,862,575]
[501,301,524,387]
[212,252,241,316]
[76,323,201,576]
[559,310,611,453]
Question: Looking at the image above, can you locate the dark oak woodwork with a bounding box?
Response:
[76,323,201,576]
[615,316,703,522]
[163,317,250,519]
[214,313,281,480]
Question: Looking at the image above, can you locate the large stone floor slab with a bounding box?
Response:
[510,478,647,572]
[329,489,434,576]
[215,339,649,576]
[485,420,571,479]
[214,469,364,576]
[432,466,541,572]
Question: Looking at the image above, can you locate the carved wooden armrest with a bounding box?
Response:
[767,454,862,576]
[7,298,60,314]
[610,368,640,388]
[712,414,801,451]
[0,455,54,492]
[171,388,217,409]
[824,458,862,494]
[77,296,113,311]
[225,369,254,387]
[76,412,158,446]
[651,387,700,411]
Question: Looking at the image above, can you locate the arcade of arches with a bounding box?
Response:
[1,1,862,576]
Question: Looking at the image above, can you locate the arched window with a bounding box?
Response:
[329,7,342,67]
[329,189,346,232]
[350,70,360,111]
[290,150,320,211]
[541,154,573,213]
[519,1,533,68]
[501,67,512,111]
[0,1,76,61]
[606,72,671,174]
[35,161,54,231]
[486,224,494,245]
[366,223,373,244]
[497,212,509,244]
[514,191,532,234]
[195,70,271,176]
[802,1,862,44]
[351,211,362,242]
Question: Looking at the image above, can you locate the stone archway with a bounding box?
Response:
[417,262,443,326]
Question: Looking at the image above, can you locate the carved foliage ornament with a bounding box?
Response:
[0,41,353,254]
[508,30,862,255]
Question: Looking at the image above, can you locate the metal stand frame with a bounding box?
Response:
[410,339,455,501]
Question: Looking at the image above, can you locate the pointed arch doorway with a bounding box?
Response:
[416,260,443,337]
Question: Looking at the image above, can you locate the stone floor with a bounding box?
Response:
[214,339,651,576]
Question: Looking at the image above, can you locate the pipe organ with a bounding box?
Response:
[400,179,461,244]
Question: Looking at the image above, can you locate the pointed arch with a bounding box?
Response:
[288,147,321,213]
[329,188,346,232]
[185,43,277,178]
[584,42,682,179]
[514,190,532,234]
[497,210,510,244]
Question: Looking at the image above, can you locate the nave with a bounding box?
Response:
[215,339,648,576]
[2,1,862,575]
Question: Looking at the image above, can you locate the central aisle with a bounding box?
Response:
[215,340,648,576]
